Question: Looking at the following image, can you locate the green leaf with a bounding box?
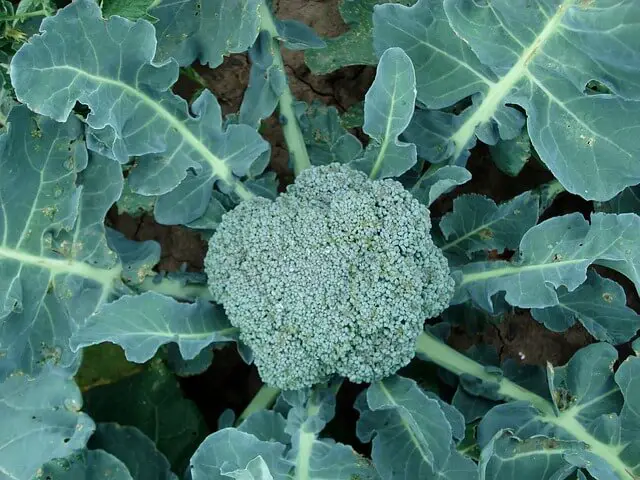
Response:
[595,186,640,215]
[341,101,364,129]
[101,0,159,20]
[14,0,54,18]
[184,191,231,231]
[0,72,15,128]
[350,47,417,179]
[489,127,531,177]
[152,0,261,67]
[479,432,583,480]
[39,450,133,480]
[0,368,95,480]
[410,165,471,206]
[275,19,326,51]
[116,178,156,217]
[88,423,177,480]
[454,212,640,311]
[0,107,127,379]
[439,192,540,258]
[357,375,477,479]
[74,343,144,391]
[277,382,378,479]
[374,0,640,200]
[83,359,208,473]
[475,343,639,480]
[416,335,640,480]
[238,31,287,129]
[300,101,363,166]
[403,109,468,164]
[304,0,415,74]
[162,343,213,377]
[223,457,275,480]
[238,411,290,446]
[70,291,238,363]
[10,0,268,221]
[189,429,288,480]
[531,270,640,344]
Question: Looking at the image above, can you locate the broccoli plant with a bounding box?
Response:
[1,0,640,479]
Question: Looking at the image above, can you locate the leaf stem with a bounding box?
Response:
[415,332,634,480]
[0,9,47,21]
[235,384,281,426]
[258,3,311,176]
[415,332,553,414]
[180,67,208,90]
[134,275,215,302]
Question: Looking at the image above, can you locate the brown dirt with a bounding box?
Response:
[176,0,375,176]
[448,311,594,367]
[108,211,207,272]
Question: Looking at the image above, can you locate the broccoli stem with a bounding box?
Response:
[415,332,553,414]
[415,331,633,480]
[258,3,312,176]
[134,275,216,302]
[235,384,281,426]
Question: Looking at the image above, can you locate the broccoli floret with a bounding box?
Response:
[205,164,454,390]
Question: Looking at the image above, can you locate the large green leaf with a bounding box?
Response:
[70,292,238,363]
[454,212,640,311]
[478,432,584,480]
[438,192,540,259]
[281,383,377,479]
[409,165,471,206]
[238,31,287,129]
[0,107,126,379]
[88,423,177,480]
[374,0,640,200]
[189,430,288,480]
[0,368,95,480]
[152,0,261,67]
[38,451,133,480]
[356,375,477,479]
[416,334,640,480]
[83,359,208,473]
[189,384,377,479]
[476,343,640,479]
[531,270,640,344]
[9,0,269,224]
[351,47,417,179]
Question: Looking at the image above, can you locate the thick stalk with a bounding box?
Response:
[135,275,215,302]
[415,332,633,480]
[235,384,281,426]
[258,3,311,176]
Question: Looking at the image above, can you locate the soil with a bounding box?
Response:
[107,0,626,445]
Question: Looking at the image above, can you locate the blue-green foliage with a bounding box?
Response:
[205,163,454,390]
[190,382,378,479]
[374,0,640,201]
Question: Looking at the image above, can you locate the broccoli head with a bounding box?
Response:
[205,164,454,390]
